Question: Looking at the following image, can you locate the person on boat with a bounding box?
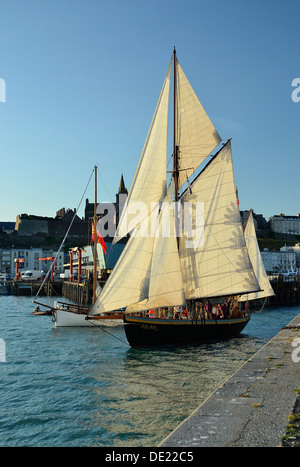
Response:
[173,306,182,319]
[204,299,212,319]
[190,304,197,322]
[220,302,228,319]
[216,305,223,319]
[181,308,188,320]
[223,299,231,318]
[149,309,155,318]
[224,297,233,317]
[230,296,240,318]
[197,301,205,323]
[167,308,173,319]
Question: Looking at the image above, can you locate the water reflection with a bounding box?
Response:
[1,297,299,447]
[85,330,267,446]
[86,307,300,446]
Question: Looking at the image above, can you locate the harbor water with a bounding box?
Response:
[0,295,299,447]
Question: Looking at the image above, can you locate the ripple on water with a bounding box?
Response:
[0,296,299,446]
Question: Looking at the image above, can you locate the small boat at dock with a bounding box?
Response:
[33,166,124,327]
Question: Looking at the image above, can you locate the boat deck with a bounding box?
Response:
[124,315,248,326]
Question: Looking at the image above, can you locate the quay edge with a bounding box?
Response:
[160,313,300,448]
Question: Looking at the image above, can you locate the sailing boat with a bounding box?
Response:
[33,166,124,327]
[87,48,264,347]
[238,209,274,306]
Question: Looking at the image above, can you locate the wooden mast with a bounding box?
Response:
[172,47,179,202]
[172,47,180,243]
[93,165,97,303]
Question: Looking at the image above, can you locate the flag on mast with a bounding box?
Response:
[92,222,107,255]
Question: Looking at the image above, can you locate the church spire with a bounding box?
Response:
[118,173,128,194]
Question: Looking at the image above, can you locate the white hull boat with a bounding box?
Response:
[33,166,124,327]
[54,308,123,327]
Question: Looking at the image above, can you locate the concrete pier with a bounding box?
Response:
[160,313,300,447]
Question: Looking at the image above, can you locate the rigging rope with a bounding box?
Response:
[87,319,130,346]
[257,297,267,313]
[33,167,95,302]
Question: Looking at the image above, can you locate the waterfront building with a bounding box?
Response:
[38,250,65,275]
[0,248,43,276]
[260,248,296,274]
[269,213,300,235]
[0,248,64,276]
[280,243,300,268]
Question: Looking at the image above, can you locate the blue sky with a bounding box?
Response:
[0,0,299,223]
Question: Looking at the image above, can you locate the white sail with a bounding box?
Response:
[89,225,155,314]
[239,210,275,302]
[179,141,260,300]
[90,186,185,315]
[128,185,185,311]
[114,60,172,242]
[176,58,221,189]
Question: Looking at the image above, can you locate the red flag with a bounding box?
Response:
[92,222,107,254]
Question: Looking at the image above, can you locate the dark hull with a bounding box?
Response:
[124,315,250,348]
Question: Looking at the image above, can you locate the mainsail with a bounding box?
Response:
[239,210,275,302]
[89,50,261,317]
[179,140,260,300]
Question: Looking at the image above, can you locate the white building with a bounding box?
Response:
[0,248,64,276]
[269,214,300,235]
[260,248,297,274]
[39,250,65,274]
[280,243,300,267]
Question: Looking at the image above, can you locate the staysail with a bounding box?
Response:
[239,210,275,302]
[89,185,185,315]
[127,185,185,311]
